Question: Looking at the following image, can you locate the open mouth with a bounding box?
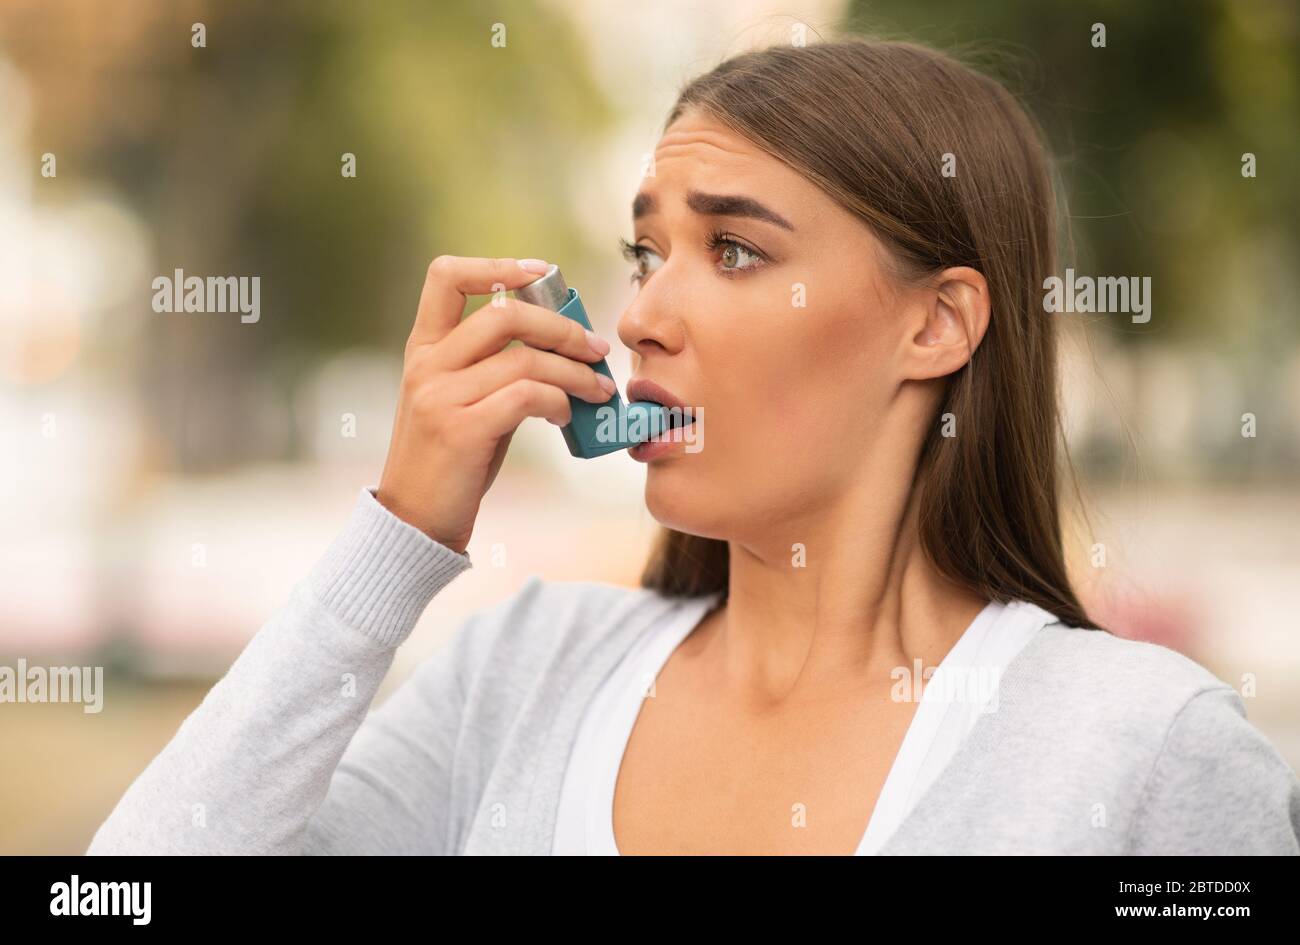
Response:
[625,377,699,447]
[643,402,696,441]
[642,400,688,430]
[628,379,690,422]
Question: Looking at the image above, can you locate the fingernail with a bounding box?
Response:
[518,258,550,274]
[597,373,617,395]
[585,329,611,356]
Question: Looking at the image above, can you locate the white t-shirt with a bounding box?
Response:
[551,593,1061,855]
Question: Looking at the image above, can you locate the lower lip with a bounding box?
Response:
[628,421,697,462]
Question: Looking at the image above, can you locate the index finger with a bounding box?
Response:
[410,256,551,347]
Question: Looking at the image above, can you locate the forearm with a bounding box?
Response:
[86,488,472,855]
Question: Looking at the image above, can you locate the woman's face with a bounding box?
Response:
[617,108,912,545]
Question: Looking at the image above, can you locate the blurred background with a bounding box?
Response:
[1,0,1297,853]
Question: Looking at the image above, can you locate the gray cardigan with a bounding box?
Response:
[86,488,1300,855]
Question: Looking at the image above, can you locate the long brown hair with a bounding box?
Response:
[639,37,1099,631]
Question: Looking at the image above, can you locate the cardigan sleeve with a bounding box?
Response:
[85,487,476,855]
[1128,685,1300,855]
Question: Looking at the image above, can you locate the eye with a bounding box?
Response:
[618,237,664,286]
[704,230,766,276]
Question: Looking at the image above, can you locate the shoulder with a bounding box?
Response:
[1024,620,1233,705]
[1009,622,1300,853]
[1129,682,1300,853]
[1012,621,1249,748]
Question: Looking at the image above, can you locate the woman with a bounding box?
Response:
[88,38,1299,855]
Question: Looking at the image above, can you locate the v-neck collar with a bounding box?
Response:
[583,595,1051,855]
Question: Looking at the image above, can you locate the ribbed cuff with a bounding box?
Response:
[307,487,474,647]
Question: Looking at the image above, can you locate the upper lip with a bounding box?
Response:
[627,377,687,412]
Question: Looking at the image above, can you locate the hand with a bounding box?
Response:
[376,256,614,554]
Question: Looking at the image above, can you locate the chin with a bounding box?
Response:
[643,476,731,541]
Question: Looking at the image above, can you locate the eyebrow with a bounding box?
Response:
[632,189,795,231]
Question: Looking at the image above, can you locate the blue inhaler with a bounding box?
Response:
[514,264,667,458]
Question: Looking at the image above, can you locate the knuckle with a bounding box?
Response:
[399,364,423,399]
[569,318,588,351]
[516,378,542,406]
[427,255,454,281]
[505,343,535,375]
[529,380,554,412]
[410,388,443,430]
[500,296,525,323]
[501,380,529,411]
[400,350,435,393]
[403,340,430,369]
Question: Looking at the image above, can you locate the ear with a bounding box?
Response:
[902,266,990,381]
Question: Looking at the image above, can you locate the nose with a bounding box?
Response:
[616,273,686,368]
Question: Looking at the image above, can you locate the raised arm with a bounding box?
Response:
[88,254,614,855]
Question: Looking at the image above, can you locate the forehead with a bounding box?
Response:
[638,108,833,228]
[649,109,772,180]
[631,104,852,232]
[657,109,758,155]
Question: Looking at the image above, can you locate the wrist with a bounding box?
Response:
[308,488,472,647]
[373,486,469,556]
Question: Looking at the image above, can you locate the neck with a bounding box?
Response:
[697,430,987,708]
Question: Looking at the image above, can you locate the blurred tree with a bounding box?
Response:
[844,0,1298,346]
[1,0,615,467]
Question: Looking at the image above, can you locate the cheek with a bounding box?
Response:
[717,289,892,452]
[643,277,896,532]
[814,293,897,431]
[696,315,812,451]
